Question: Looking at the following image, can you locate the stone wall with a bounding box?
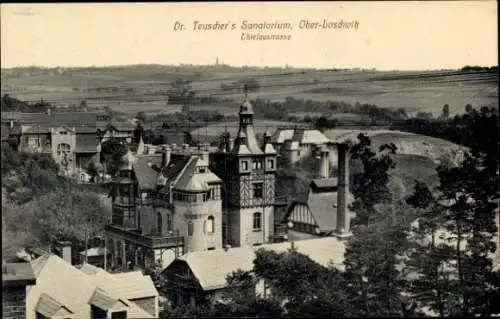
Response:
[2,286,27,319]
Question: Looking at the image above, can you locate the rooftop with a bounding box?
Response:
[167,237,346,291]
[27,255,157,319]
[272,129,331,145]
[2,262,37,287]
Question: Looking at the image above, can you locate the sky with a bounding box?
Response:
[1,2,498,70]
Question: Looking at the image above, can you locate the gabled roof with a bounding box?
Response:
[106,121,136,132]
[272,129,331,145]
[27,255,156,319]
[133,154,164,191]
[2,262,36,287]
[284,186,346,233]
[167,237,346,291]
[35,293,73,318]
[89,287,129,311]
[158,156,192,192]
[21,124,53,134]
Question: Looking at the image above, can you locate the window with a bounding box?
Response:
[28,136,41,147]
[187,221,194,236]
[206,215,215,234]
[241,160,249,171]
[252,160,262,170]
[157,212,163,236]
[166,213,173,232]
[268,159,274,169]
[253,183,263,199]
[56,143,71,156]
[198,167,206,173]
[208,247,215,251]
[59,131,68,135]
[253,212,262,230]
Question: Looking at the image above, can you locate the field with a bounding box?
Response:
[1,65,497,119]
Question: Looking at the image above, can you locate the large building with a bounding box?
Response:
[6,111,135,179]
[209,97,278,248]
[105,95,280,271]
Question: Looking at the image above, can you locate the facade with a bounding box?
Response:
[26,254,159,319]
[105,96,281,272]
[279,143,355,241]
[10,113,135,179]
[2,262,37,319]
[105,143,224,270]
[209,98,278,248]
[162,237,346,307]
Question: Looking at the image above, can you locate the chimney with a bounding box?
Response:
[319,146,329,179]
[335,143,352,238]
[56,240,72,264]
[162,146,171,166]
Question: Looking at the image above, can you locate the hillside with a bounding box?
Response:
[324,129,466,166]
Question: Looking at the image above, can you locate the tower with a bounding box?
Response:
[210,90,277,247]
[111,149,139,230]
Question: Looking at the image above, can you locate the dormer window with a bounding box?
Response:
[198,167,206,173]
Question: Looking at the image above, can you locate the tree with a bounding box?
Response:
[434,151,498,316]
[405,181,451,317]
[441,104,450,119]
[342,134,412,317]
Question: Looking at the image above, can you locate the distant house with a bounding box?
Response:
[27,254,159,319]
[271,127,336,165]
[162,237,346,308]
[2,262,37,319]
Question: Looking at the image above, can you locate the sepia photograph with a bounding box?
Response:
[1,2,498,318]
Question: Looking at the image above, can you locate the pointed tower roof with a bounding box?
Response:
[261,129,276,154]
[232,131,252,155]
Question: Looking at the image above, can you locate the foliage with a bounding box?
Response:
[100,138,128,175]
[1,94,51,113]
[167,78,196,110]
[251,96,408,126]
[342,133,415,317]
[1,146,107,263]
[403,105,499,316]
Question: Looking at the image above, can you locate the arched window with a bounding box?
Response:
[187,221,194,236]
[56,143,71,156]
[156,212,163,236]
[253,212,262,230]
[206,215,215,234]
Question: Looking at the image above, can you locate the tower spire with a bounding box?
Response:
[243,84,248,101]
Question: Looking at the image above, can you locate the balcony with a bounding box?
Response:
[105,224,184,249]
